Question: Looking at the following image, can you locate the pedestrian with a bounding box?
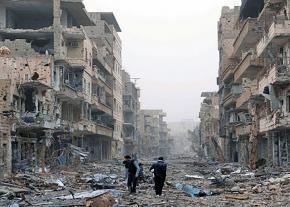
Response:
[150,157,167,196]
[123,155,140,194]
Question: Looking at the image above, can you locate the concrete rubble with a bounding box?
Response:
[0,155,289,206]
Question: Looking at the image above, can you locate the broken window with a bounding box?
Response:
[6,4,53,30]
[24,88,36,112]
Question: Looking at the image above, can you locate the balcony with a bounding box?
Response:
[233,18,263,56]
[220,62,237,83]
[124,121,135,128]
[94,53,112,74]
[259,112,283,133]
[98,102,113,116]
[63,27,85,40]
[98,78,113,95]
[223,85,242,108]
[257,20,290,57]
[236,86,257,108]
[223,93,236,108]
[66,58,88,69]
[96,124,113,137]
[71,121,97,135]
[234,52,264,83]
[260,65,290,90]
[235,124,251,137]
[56,84,83,101]
[20,113,58,130]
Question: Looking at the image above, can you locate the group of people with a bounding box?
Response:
[123,155,167,196]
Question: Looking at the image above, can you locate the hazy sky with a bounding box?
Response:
[83,0,241,122]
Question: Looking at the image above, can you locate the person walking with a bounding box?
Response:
[123,155,140,194]
[150,157,167,196]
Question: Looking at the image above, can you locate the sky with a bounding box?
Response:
[83,0,241,122]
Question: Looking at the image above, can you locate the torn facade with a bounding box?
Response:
[199,92,224,162]
[0,0,122,176]
[85,12,124,158]
[121,70,140,156]
[218,0,290,168]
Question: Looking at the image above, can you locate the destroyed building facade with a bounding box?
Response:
[121,70,140,156]
[217,0,290,168]
[199,92,223,162]
[0,0,123,175]
[138,110,170,157]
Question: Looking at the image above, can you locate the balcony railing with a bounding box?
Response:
[20,113,58,129]
[236,86,257,108]
[257,20,290,57]
[63,27,85,39]
[259,64,290,92]
[234,51,264,83]
[96,124,113,137]
[66,58,88,69]
[233,18,263,56]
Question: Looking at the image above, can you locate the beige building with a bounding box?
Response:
[138,110,170,157]
[0,0,123,175]
[199,92,223,161]
[122,70,140,156]
[86,12,124,157]
[218,0,290,168]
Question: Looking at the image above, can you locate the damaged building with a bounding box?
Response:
[199,92,224,162]
[122,70,140,156]
[0,0,123,176]
[138,110,170,158]
[218,0,290,168]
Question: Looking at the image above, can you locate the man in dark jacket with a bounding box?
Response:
[123,155,140,194]
[150,157,167,196]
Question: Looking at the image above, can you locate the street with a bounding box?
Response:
[1,154,290,206]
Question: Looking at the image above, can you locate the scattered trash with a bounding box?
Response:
[185,174,204,180]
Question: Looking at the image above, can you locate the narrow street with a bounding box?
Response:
[1,155,290,206]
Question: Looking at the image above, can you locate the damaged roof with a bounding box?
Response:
[61,0,95,26]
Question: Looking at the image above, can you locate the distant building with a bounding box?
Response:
[138,110,170,157]
[122,70,140,155]
[199,92,223,161]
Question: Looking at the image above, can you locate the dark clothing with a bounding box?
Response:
[154,176,165,195]
[127,173,137,193]
[128,160,137,174]
[123,159,140,193]
[150,160,167,195]
[150,160,167,178]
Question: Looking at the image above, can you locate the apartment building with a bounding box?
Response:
[138,110,170,157]
[199,92,223,162]
[122,70,140,155]
[218,5,241,163]
[85,12,123,157]
[0,0,123,175]
[218,0,290,168]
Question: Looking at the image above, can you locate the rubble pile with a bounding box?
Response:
[1,156,290,206]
